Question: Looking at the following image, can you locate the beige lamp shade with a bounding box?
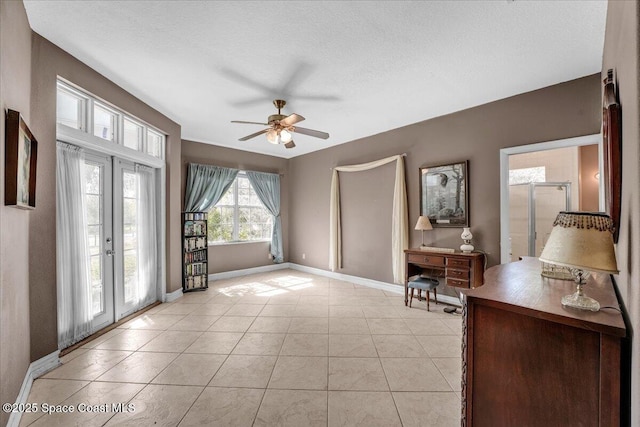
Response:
[414,216,433,231]
[539,212,619,274]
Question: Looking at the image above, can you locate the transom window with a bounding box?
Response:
[208,173,273,244]
[56,80,165,160]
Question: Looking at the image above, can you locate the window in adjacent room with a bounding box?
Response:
[208,173,273,244]
[509,166,546,185]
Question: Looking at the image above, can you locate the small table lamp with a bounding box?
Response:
[414,216,433,248]
[539,212,619,312]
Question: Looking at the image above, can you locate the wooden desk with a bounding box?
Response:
[461,257,627,426]
[404,248,484,306]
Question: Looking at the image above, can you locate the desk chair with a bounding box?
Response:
[408,277,440,311]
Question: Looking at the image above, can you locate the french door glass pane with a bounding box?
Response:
[90,256,102,314]
[83,162,104,316]
[94,104,116,141]
[122,170,138,304]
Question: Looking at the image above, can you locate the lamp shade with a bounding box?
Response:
[539,212,619,274]
[414,216,433,231]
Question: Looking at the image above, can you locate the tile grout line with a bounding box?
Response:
[31,271,462,425]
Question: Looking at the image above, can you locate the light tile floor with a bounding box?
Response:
[21,270,462,426]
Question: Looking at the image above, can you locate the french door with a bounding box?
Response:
[84,152,153,332]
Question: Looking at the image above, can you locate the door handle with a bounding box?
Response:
[106,249,116,256]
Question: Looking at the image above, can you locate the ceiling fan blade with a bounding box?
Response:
[231,120,269,125]
[292,126,330,140]
[284,141,296,149]
[220,68,276,95]
[230,97,272,107]
[280,113,305,126]
[239,129,268,141]
[294,94,341,102]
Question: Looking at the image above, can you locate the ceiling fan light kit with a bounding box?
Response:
[232,99,329,149]
[266,128,293,144]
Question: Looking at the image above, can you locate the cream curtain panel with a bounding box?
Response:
[329,154,408,284]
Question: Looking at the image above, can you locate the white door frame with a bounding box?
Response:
[499,133,603,264]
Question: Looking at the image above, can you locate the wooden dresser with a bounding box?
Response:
[461,257,627,426]
[404,249,484,306]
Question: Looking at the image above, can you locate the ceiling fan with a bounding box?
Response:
[231,100,329,149]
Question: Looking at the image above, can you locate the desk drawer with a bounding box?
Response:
[447,277,470,288]
[408,254,445,266]
[447,258,470,268]
[446,268,470,280]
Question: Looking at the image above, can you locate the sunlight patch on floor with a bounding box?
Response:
[267,275,315,289]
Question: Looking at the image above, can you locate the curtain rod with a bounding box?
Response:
[329,153,407,170]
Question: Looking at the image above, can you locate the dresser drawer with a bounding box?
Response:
[408,254,445,267]
[447,277,470,288]
[447,258,470,268]
[446,268,470,280]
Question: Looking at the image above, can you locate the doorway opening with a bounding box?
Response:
[500,134,603,264]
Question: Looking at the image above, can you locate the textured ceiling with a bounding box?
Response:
[24,1,607,159]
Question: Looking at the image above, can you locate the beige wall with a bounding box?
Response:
[0,1,33,424]
[602,1,639,424]
[289,74,602,295]
[2,0,634,421]
[181,140,289,273]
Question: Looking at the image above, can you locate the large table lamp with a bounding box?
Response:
[539,212,619,312]
[414,216,433,248]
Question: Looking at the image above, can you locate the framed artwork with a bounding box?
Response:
[602,69,621,242]
[419,160,469,227]
[5,109,38,209]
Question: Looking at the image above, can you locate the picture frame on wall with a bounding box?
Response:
[419,160,469,227]
[5,109,38,209]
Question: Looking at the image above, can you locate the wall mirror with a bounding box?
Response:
[419,160,469,227]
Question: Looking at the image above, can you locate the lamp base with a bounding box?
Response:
[561,291,600,312]
[460,243,474,253]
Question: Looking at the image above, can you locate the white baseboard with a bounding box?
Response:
[164,287,183,303]
[288,263,462,307]
[7,351,60,427]
[208,262,291,281]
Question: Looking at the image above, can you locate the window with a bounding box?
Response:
[146,129,164,159]
[123,118,143,150]
[93,103,117,142]
[208,174,273,244]
[56,80,165,160]
[509,167,546,185]
[56,86,86,130]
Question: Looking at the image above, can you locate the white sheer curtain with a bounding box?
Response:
[56,141,92,349]
[136,164,158,308]
[329,154,408,284]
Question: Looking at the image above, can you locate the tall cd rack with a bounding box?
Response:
[182,212,208,292]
